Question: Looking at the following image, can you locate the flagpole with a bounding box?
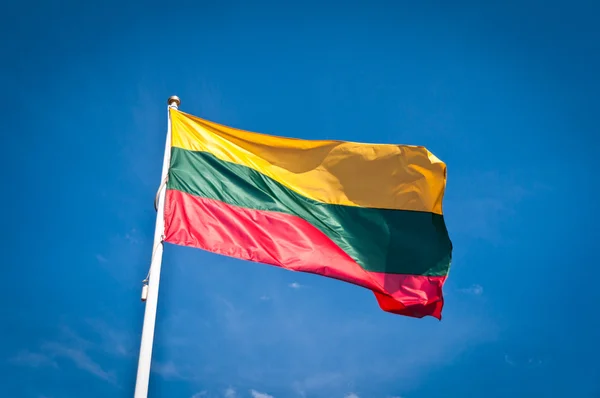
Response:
[133,95,180,398]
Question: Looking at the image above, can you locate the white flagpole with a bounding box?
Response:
[134,95,180,398]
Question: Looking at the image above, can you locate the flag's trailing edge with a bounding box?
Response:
[163,108,453,319]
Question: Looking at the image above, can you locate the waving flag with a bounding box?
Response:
[163,108,452,319]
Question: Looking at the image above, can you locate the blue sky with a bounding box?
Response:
[1,1,598,397]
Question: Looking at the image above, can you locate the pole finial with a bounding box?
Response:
[168,95,181,108]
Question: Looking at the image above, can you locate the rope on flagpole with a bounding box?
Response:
[154,178,167,212]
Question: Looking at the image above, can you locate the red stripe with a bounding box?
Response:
[164,189,445,319]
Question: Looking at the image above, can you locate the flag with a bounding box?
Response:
[163,108,452,319]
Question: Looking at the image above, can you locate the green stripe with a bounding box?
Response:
[167,147,452,276]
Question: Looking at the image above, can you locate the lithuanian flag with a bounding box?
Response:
[163,109,452,319]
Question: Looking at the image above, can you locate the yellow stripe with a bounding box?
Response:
[169,108,447,213]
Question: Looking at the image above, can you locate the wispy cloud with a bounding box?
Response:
[42,342,116,384]
[152,360,183,380]
[291,372,346,397]
[124,228,142,245]
[224,387,236,398]
[259,295,271,301]
[10,350,58,369]
[504,354,543,368]
[13,320,132,386]
[250,389,274,398]
[95,254,108,263]
[344,393,359,398]
[504,354,516,366]
[527,358,543,367]
[288,282,303,289]
[444,170,542,244]
[87,319,134,357]
[459,284,483,296]
[191,392,207,398]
